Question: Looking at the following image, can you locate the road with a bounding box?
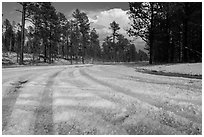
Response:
[2,64,202,135]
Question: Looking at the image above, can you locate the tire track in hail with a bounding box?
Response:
[2,80,28,132]
[2,70,49,132]
[66,67,183,134]
[2,68,63,134]
[34,68,66,135]
[52,68,129,135]
[80,68,201,116]
[56,67,91,89]
[79,68,201,134]
[86,67,201,106]
[89,66,201,91]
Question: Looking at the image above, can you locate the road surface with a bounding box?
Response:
[2,64,202,135]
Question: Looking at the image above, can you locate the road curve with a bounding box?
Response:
[2,64,202,135]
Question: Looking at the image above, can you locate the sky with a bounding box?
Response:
[2,2,146,51]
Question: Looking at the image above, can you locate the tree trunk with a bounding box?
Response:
[44,41,47,63]
[48,28,52,64]
[149,3,154,64]
[32,42,35,64]
[19,3,26,65]
[49,42,51,64]
[183,3,189,62]
[17,43,19,63]
[4,25,7,51]
[82,35,85,64]
[183,20,188,62]
[9,37,12,53]
[66,32,69,60]
[70,45,73,65]
[62,45,64,58]
[93,44,96,64]
[166,4,171,63]
[179,25,183,62]
[113,34,116,62]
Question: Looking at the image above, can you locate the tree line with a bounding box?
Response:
[128,2,202,64]
[3,2,95,64]
[3,2,200,65]
[2,2,147,65]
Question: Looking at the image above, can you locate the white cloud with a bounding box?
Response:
[87,8,146,51]
[88,8,130,39]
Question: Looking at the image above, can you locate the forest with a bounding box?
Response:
[128,2,202,64]
[2,2,202,65]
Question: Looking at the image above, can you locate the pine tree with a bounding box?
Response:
[128,2,157,64]
[109,21,120,62]
[72,9,90,64]
[90,28,100,63]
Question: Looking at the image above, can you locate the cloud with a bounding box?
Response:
[87,8,146,51]
[88,8,130,40]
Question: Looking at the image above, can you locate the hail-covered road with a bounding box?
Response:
[2,64,202,135]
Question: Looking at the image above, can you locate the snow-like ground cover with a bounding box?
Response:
[137,63,202,76]
[2,52,72,66]
[2,64,202,135]
[2,52,202,76]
